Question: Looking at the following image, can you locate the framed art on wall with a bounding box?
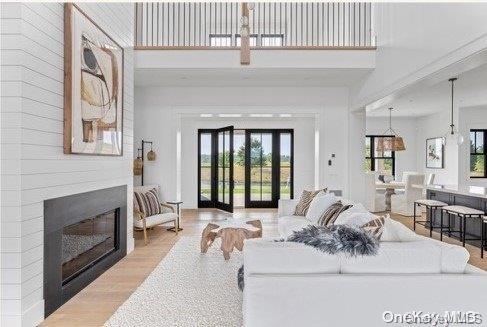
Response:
[64,3,123,156]
[426,137,444,169]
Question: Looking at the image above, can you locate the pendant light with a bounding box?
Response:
[442,77,464,146]
[376,107,406,152]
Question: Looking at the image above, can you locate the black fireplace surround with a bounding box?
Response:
[44,185,127,316]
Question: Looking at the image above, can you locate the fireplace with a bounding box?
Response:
[44,186,127,316]
[62,209,117,284]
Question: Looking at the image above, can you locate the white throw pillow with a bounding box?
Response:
[305,193,337,224]
[381,217,420,242]
[334,203,373,226]
[336,212,377,227]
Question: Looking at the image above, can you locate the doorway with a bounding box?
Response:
[198,128,293,211]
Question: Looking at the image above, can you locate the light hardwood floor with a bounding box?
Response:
[42,208,486,326]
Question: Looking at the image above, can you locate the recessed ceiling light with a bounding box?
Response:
[250,114,273,117]
[218,114,242,118]
[200,114,213,118]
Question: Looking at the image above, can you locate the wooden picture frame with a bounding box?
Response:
[64,3,124,156]
[426,137,444,169]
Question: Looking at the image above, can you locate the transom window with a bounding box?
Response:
[210,34,283,47]
[365,135,396,177]
[235,34,258,46]
[470,129,486,178]
[209,34,232,46]
[260,34,284,47]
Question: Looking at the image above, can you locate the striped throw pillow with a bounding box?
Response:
[361,216,386,239]
[294,189,327,216]
[134,188,162,217]
[317,201,352,227]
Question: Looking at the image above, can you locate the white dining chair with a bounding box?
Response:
[391,174,425,216]
[364,172,387,213]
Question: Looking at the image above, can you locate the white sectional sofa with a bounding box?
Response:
[243,198,487,327]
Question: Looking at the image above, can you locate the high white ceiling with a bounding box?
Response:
[367,63,487,117]
[135,68,372,87]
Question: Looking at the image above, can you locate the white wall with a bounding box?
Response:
[134,86,352,207]
[459,105,487,188]
[415,110,459,186]
[352,2,487,108]
[0,3,134,326]
[366,116,418,179]
[348,110,366,205]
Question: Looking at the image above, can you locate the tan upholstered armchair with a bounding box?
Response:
[133,185,179,245]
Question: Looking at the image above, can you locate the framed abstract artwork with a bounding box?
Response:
[64,4,123,156]
[426,137,444,169]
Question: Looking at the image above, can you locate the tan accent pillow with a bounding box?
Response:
[361,216,386,239]
[317,201,353,227]
[294,189,327,216]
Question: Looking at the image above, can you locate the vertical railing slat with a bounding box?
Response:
[135,2,374,49]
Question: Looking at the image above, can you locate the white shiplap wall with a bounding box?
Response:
[1,3,134,326]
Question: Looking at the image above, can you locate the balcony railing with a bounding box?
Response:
[135,2,375,49]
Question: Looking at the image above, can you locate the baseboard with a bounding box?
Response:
[23,299,44,327]
[1,299,44,327]
[127,237,135,254]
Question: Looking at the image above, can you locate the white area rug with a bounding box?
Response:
[105,236,243,327]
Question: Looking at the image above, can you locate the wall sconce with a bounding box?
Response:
[134,140,156,185]
[133,149,143,176]
[147,143,156,161]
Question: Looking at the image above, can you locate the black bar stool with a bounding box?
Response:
[441,206,485,253]
[413,199,448,237]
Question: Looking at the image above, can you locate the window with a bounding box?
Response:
[470,129,486,178]
[365,135,396,176]
[261,34,284,47]
[209,34,232,47]
[235,34,258,46]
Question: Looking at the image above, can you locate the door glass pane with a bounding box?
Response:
[199,133,212,202]
[223,131,231,204]
[261,134,273,201]
[218,132,224,203]
[234,130,245,207]
[280,133,291,200]
[250,134,262,201]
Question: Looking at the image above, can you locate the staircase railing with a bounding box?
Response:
[135,2,376,49]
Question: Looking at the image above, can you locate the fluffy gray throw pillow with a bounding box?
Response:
[238,225,379,291]
[285,224,379,256]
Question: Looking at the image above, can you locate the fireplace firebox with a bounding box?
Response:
[44,186,127,317]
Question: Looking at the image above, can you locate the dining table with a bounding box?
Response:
[375,181,406,211]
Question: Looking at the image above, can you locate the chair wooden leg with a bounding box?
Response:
[142,219,148,245]
[175,219,179,236]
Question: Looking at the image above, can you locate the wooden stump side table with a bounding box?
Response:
[200,219,262,260]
